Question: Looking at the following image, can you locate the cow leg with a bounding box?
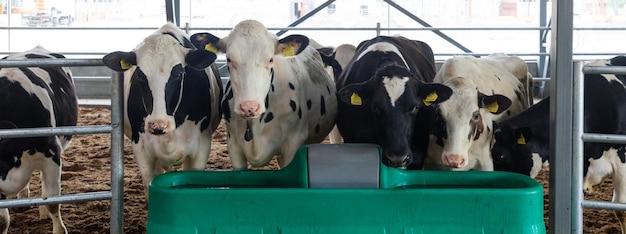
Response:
[16,182,30,199]
[228,139,248,170]
[183,136,212,171]
[0,207,9,234]
[40,161,67,234]
[133,151,158,197]
[277,138,306,169]
[612,163,626,234]
[328,125,343,144]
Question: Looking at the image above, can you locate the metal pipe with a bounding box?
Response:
[0,59,103,67]
[583,200,626,211]
[583,66,626,75]
[582,133,626,144]
[0,192,112,209]
[572,60,585,234]
[275,0,336,37]
[0,125,112,138]
[109,71,125,234]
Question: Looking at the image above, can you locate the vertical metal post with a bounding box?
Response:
[549,0,575,233]
[538,0,548,97]
[165,0,180,26]
[109,71,125,234]
[572,60,585,233]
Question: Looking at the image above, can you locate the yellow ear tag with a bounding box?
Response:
[517,133,526,145]
[204,43,218,53]
[423,91,439,106]
[120,59,132,70]
[486,101,500,113]
[283,45,296,57]
[350,92,362,106]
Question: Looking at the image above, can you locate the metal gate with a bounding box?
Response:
[0,58,124,233]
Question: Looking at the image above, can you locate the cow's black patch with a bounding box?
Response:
[495,75,501,81]
[326,86,330,94]
[506,110,511,116]
[307,100,312,110]
[289,100,297,112]
[289,83,295,90]
[315,124,320,134]
[298,107,302,119]
[265,94,270,109]
[264,112,274,123]
[618,147,626,164]
[320,95,326,115]
[244,120,253,141]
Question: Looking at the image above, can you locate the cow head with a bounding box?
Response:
[491,123,539,176]
[338,64,452,168]
[433,77,511,169]
[102,23,217,137]
[190,20,310,119]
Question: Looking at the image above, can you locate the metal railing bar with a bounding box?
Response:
[4,26,625,32]
[0,125,112,138]
[581,133,626,144]
[583,66,626,75]
[0,59,103,68]
[275,0,336,37]
[582,200,626,211]
[0,191,112,209]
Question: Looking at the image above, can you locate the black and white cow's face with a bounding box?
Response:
[190,20,310,119]
[433,77,511,169]
[103,23,216,137]
[491,124,539,176]
[339,65,452,168]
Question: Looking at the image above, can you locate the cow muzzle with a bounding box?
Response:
[383,153,411,169]
[147,120,170,135]
[239,101,262,118]
[443,154,466,168]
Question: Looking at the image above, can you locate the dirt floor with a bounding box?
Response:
[6,106,622,234]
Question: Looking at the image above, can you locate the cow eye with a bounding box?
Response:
[269,58,273,63]
[472,112,480,121]
[408,105,419,115]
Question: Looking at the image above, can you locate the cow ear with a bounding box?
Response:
[514,127,533,145]
[190,33,224,53]
[478,93,512,114]
[186,50,217,70]
[337,83,370,106]
[102,51,136,72]
[417,83,452,107]
[277,35,309,57]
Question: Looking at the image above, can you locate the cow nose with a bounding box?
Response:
[383,154,411,168]
[148,120,169,135]
[239,101,261,118]
[443,154,466,168]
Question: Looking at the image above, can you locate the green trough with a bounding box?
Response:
[147,144,545,234]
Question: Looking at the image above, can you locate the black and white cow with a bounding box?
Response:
[336,35,452,169]
[426,54,533,171]
[490,56,626,233]
[0,46,77,234]
[315,43,356,143]
[189,19,337,170]
[102,23,223,196]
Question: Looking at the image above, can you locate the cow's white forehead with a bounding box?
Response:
[355,42,409,68]
[225,20,276,61]
[439,77,479,116]
[383,76,409,107]
[134,32,188,74]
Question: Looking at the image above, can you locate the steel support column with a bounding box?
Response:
[549,0,576,233]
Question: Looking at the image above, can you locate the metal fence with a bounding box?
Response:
[573,63,626,231]
[0,59,124,233]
